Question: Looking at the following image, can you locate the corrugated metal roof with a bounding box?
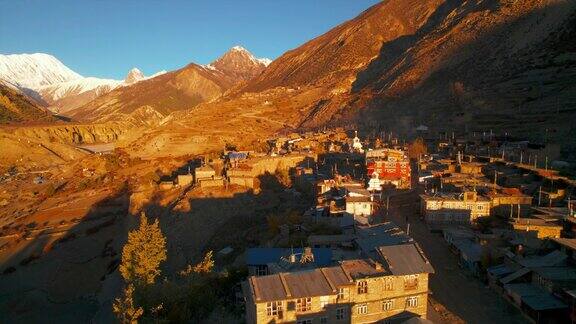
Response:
[553,238,576,251]
[340,259,387,279]
[249,265,352,302]
[252,274,288,302]
[501,268,532,284]
[323,266,353,287]
[533,266,576,281]
[518,250,567,268]
[377,244,435,275]
[283,270,334,298]
[504,283,567,310]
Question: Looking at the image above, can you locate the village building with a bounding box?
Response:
[510,218,562,239]
[194,165,217,183]
[366,148,411,189]
[420,191,491,225]
[346,196,376,225]
[243,244,434,324]
[176,173,193,187]
[488,187,533,218]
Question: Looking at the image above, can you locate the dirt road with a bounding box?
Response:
[384,191,527,324]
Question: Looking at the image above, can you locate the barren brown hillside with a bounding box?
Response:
[0,83,56,124]
[159,0,575,161]
[70,47,269,125]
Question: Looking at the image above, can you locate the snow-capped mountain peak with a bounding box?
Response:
[207,46,272,80]
[0,53,82,89]
[125,67,145,84]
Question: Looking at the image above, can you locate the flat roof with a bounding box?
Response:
[246,248,333,267]
[377,243,435,275]
[552,238,576,251]
[249,259,385,302]
[505,283,567,310]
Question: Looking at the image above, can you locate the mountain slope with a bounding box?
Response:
[346,0,576,151]
[243,0,442,94]
[209,46,270,80]
[0,83,56,124]
[0,53,81,89]
[71,47,269,124]
[141,0,576,162]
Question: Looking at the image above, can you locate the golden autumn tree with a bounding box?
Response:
[113,284,144,324]
[120,213,167,287]
[407,137,427,160]
[179,250,215,276]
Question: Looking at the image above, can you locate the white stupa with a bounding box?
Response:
[352,131,364,153]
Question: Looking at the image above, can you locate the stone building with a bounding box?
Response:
[420,191,491,224]
[243,244,434,324]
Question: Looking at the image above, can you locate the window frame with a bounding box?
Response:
[406,296,418,308]
[336,307,346,320]
[357,280,368,294]
[404,274,419,290]
[266,301,283,317]
[296,297,312,313]
[256,264,267,276]
[337,287,345,300]
[383,277,394,291]
[357,303,368,315]
[382,299,394,311]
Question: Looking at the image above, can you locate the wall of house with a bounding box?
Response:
[177,174,193,186]
[512,224,562,239]
[421,198,490,223]
[198,178,223,188]
[348,274,429,323]
[249,274,430,324]
[346,202,373,216]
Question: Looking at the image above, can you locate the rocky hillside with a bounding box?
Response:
[70,47,270,124]
[0,83,56,124]
[131,0,575,162]
[348,0,576,144]
[210,46,270,81]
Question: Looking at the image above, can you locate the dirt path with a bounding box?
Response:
[384,192,527,324]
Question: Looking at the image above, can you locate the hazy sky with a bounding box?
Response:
[0,0,380,79]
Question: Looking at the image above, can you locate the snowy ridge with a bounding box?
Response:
[229,45,272,67]
[0,53,82,89]
[38,77,122,101]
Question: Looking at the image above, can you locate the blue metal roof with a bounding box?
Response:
[246,248,333,267]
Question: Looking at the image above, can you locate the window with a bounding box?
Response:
[383,278,394,291]
[382,299,394,311]
[357,303,368,314]
[256,265,267,276]
[357,280,368,294]
[266,301,283,317]
[320,296,329,309]
[404,275,419,290]
[297,320,312,324]
[337,288,345,300]
[320,317,328,324]
[296,297,312,312]
[407,296,418,308]
[336,307,346,320]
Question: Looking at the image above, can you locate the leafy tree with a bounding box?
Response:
[120,213,167,287]
[408,137,427,160]
[113,284,144,324]
[180,250,215,276]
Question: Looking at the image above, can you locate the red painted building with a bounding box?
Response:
[366,149,411,189]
